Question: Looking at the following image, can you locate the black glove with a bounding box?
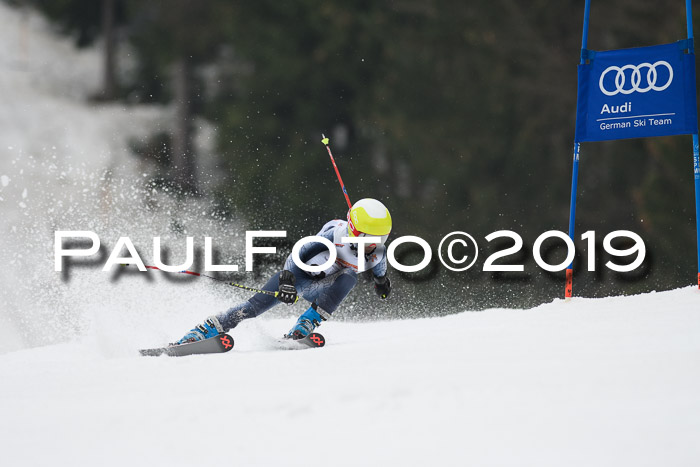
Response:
[277,270,298,305]
[374,275,391,299]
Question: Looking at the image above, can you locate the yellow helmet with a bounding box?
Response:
[347,198,392,243]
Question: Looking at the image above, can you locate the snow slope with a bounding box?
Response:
[0,2,237,354]
[1,287,699,467]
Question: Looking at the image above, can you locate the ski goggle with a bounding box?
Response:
[348,219,389,244]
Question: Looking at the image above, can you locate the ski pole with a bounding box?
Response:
[321,134,353,209]
[123,264,298,303]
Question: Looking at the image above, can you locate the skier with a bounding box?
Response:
[176,198,393,344]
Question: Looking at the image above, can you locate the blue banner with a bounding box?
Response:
[575,41,698,142]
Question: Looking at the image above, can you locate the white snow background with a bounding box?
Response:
[0,3,699,467]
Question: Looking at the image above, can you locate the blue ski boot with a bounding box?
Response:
[177,316,224,344]
[286,305,329,340]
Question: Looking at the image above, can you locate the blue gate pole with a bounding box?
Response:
[565,143,581,299]
[693,134,700,289]
[687,0,700,289]
[565,0,591,299]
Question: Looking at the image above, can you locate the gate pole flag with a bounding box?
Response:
[565,0,700,298]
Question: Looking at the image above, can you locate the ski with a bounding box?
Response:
[139,333,234,357]
[282,332,325,348]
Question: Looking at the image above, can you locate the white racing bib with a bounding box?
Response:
[304,221,385,277]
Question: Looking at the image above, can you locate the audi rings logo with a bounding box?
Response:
[598,61,673,96]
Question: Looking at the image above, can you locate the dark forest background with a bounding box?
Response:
[9,0,700,311]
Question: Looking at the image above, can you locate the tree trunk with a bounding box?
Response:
[171,56,197,193]
[101,0,117,100]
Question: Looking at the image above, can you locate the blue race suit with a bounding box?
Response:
[216,220,388,331]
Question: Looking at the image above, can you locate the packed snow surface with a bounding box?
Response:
[1,287,699,466]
